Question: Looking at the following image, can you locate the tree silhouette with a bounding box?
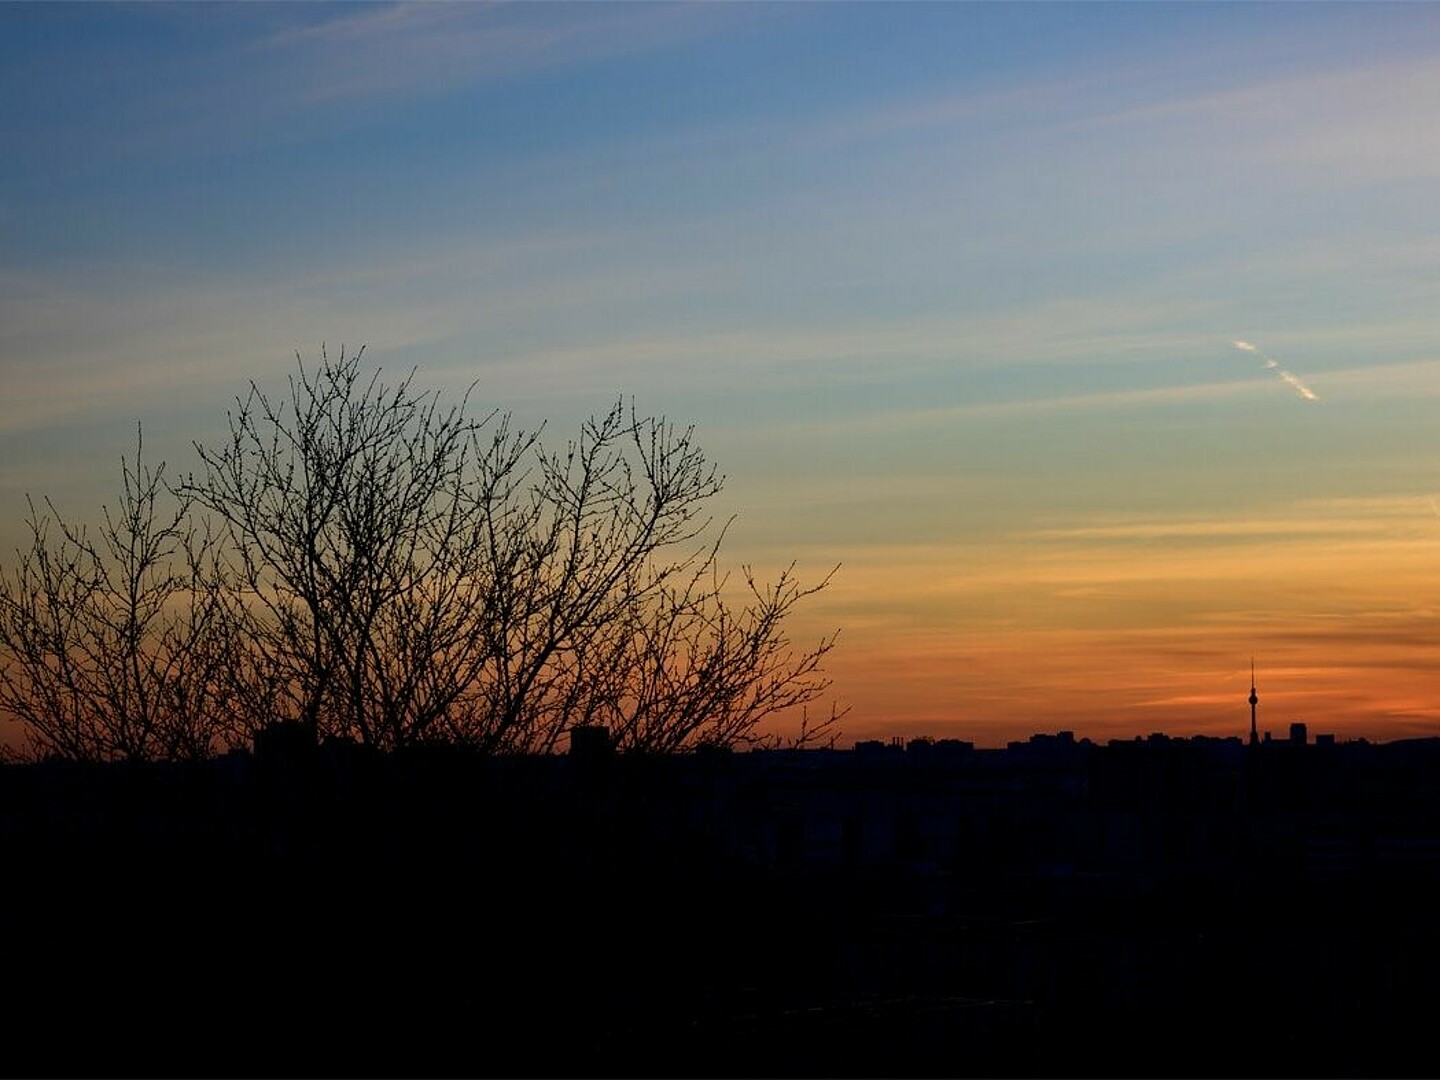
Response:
[0,346,840,760]
[0,429,231,761]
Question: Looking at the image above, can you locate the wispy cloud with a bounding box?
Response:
[1024,515,1396,543]
[258,1,746,105]
[1087,52,1440,184]
[16,2,755,162]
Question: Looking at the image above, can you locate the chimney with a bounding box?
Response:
[569,724,613,762]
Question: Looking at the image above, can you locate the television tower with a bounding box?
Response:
[1248,659,1259,746]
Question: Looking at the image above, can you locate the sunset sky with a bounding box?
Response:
[5,1,1440,748]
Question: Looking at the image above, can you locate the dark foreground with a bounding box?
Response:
[4,731,1440,1077]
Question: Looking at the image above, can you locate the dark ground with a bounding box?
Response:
[4,740,1439,1078]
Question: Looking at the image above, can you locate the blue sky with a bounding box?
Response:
[6,1,1440,745]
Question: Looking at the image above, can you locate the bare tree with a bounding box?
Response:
[0,347,840,760]
[444,401,745,752]
[181,347,520,750]
[545,535,844,753]
[184,346,841,754]
[0,430,231,762]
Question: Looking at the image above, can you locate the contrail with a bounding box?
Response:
[1233,339,1320,403]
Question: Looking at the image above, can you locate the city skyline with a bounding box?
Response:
[5,2,1440,749]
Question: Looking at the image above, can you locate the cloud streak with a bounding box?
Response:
[258,1,745,106]
[1234,340,1320,402]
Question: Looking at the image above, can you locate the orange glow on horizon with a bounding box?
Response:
[767,499,1440,748]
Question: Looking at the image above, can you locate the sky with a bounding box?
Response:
[5,1,1440,749]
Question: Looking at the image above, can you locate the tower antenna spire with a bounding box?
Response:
[1248,657,1259,746]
